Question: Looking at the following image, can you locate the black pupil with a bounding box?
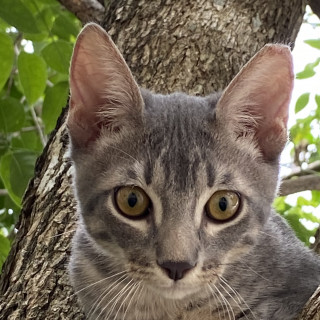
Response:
[127,192,138,207]
[219,197,228,211]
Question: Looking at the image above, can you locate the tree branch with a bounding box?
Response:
[311,228,320,255]
[30,106,47,147]
[278,161,320,196]
[298,285,320,320]
[284,161,320,179]
[57,0,105,24]
[309,0,320,19]
[279,174,320,196]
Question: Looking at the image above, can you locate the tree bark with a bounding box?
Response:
[309,0,320,19]
[57,0,105,24]
[279,175,320,196]
[1,0,314,319]
[298,286,320,320]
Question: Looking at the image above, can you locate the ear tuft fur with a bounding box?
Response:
[67,23,143,148]
[216,44,294,161]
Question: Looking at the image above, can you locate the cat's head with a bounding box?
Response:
[68,23,293,300]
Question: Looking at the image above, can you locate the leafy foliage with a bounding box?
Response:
[274,19,320,246]
[296,58,320,79]
[0,0,81,269]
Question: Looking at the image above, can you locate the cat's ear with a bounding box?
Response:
[67,23,143,147]
[216,44,294,161]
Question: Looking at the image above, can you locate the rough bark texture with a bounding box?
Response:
[103,0,304,95]
[58,0,105,23]
[1,0,315,319]
[0,111,83,319]
[299,286,320,320]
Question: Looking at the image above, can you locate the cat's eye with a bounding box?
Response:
[205,190,240,222]
[115,186,150,218]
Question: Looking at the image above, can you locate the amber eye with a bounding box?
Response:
[115,186,150,218]
[205,190,240,221]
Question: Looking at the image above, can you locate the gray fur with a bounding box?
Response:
[68,24,320,320]
[69,90,320,320]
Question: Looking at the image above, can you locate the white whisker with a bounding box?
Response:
[207,284,222,320]
[134,283,145,320]
[259,230,278,239]
[88,274,128,319]
[107,145,139,162]
[122,281,141,320]
[242,263,270,282]
[212,283,234,320]
[102,279,134,320]
[219,275,257,320]
[73,270,128,297]
[112,280,137,320]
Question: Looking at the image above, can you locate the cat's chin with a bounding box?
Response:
[149,283,200,300]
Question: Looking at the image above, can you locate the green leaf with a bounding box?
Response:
[296,58,320,79]
[312,191,320,203]
[290,116,314,145]
[18,52,47,105]
[0,133,9,156]
[32,7,54,35]
[284,212,315,245]
[0,150,37,206]
[36,0,58,4]
[296,195,320,210]
[300,211,320,224]
[0,0,40,34]
[295,93,310,113]
[41,40,73,74]
[315,95,320,110]
[0,233,10,270]
[49,73,68,85]
[52,15,79,41]
[304,39,320,50]
[273,197,291,213]
[42,81,69,134]
[11,130,43,152]
[0,97,25,133]
[296,196,310,207]
[0,33,14,91]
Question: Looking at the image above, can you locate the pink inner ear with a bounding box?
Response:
[217,44,294,161]
[67,23,143,147]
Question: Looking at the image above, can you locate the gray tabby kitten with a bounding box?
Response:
[68,23,320,320]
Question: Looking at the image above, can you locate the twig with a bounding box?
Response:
[6,33,23,97]
[282,161,320,180]
[30,107,47,147]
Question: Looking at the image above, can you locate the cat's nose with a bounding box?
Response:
[158,261,195,281]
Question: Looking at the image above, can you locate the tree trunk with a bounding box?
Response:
[1,0,314,319]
